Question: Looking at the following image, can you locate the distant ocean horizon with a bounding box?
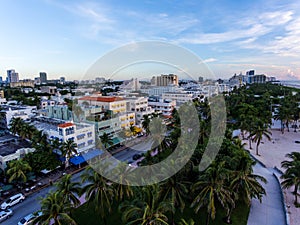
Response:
[278,80,300,89]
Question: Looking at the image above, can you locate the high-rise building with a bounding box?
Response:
[151,74,178,86]
[7,69,19,83]
[39,72,47,84]
[246,70,255,76]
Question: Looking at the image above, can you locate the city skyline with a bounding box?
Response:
[1,0,300,80]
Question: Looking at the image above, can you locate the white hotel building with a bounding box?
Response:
[32,117,95,154]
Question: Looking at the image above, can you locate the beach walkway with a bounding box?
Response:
[247,162,286,225]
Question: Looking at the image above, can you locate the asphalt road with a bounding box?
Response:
[3,140,153,225]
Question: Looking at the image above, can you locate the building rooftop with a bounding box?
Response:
[0,137,31,157]
[58,122,74,128]
[79,96,124,102]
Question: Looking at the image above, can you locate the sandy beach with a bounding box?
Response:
[242,129,300,225]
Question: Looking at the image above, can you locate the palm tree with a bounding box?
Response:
[81,167,114,225]
[120,185,173,225]
[142,115,151,136]
[32,130,49,151]
[55,174,81,207]
[19,123,36,140]
[100,132,113,149]
[72,105,84,122]
[159,160,189,213]
[61,139,78,168]
[112,163,134,202]
[179,218,195,225]
[229,151,267,222]
[32,191,77,225]
[129,125,138,136]
[6,159,32,186]
[249,119,272,156]
[9,117,25,135]
[191,161,234,225]
[281,152,300,205]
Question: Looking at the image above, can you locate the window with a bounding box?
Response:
[77,134,85,140]
[87,132,93,138]
[88,140,93,145]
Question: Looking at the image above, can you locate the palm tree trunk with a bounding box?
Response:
[226,207,233,224]
[256,144,259,156]
[294,184,298,205]
[249,138,252,149]
[206,212,210,225]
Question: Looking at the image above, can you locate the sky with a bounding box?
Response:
[1,0,300,81]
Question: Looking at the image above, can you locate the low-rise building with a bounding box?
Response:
[0,105,37,128]
[0,135,34,170]
[78,95,127,114]
[31,117,95,154]
[10,80,35,88]
[40,86,57,95]
[125,96,154,124]
[162,92,193,106]
[148,98,176,117]
[41,100,56,109]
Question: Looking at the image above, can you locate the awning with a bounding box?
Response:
[112,137,124,145]
[70,149,104,165]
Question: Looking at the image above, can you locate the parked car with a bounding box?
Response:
[0,193,25,210]
[18,211,42,225]
[132,154,142,160]
[0,209,13,223]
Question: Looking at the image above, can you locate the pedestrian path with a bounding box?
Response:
[247,163,286,225]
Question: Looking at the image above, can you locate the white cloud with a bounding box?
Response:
[203,58,217,63]
[177,24,270,44]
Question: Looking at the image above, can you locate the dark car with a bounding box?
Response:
[132,154,142,160]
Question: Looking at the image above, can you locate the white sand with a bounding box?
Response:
[242,129,300,225]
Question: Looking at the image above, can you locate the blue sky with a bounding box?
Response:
[1,0,300,80]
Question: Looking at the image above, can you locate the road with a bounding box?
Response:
[4,140,153,225]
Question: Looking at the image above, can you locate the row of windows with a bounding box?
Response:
[78,140,94,148]
[77,134,85,140]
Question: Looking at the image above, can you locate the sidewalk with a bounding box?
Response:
[247,163,286,225]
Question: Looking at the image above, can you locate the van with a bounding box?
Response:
[0,193,25,210]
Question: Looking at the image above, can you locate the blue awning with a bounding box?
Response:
[112,137,124,145]
[70,149,104,165]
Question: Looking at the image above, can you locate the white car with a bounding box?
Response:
[0,209,13,223]
[0,193,25,210]
[18,211,42,225]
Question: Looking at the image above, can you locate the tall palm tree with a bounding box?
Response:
[120,185,173,225]
[81,166,114,225]
[6,159,32,185]
[142,115,151,136]
[100,132,113,149]
[159,160,189,213]
[281,152,300,205]
[61,139,78,168]
[249,119,272,156]
[32,191,77,225]
[55,174,81,207]
[112,163,134,202]
[191,161,234,225]
[229,151,266,222]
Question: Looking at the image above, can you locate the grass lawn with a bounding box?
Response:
[72,200,249,225]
